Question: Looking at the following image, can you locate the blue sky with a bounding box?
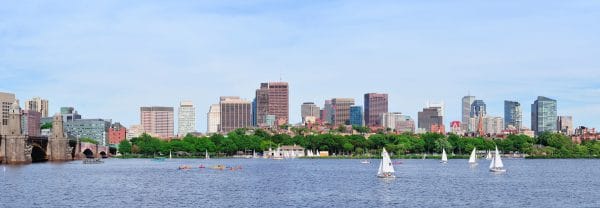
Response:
[1,0,599,132]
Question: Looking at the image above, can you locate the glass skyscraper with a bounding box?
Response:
[504,100,522,129]
[349,106,363,126]
[531,96,557,135]
[470,100,486,118]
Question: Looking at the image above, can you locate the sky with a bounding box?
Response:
[1,0,599,132]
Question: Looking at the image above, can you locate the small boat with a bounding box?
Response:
[489,146,506,173]
[210,164,226,170]
[468,148,478,165]
[485,151,492,160]
[377,148,395,178]
[83,158,103,164]
[199,164,205,168]
[440,148,448,164]
[178,165,192,170]
[361,160,371,164]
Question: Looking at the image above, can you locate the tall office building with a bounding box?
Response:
[484,116,504,135]
[504,100,522,129]
[418,107,444,132]
[364,93,388,127]
[25,97,49,117]
[219,96,252,133]
[21,109,41,136]
[323,100,333,124]
[140,106,174,139]
[207,104,220,134]
[462,96,475,131]
[349,106,363,126]
[332,98,355,126]
[255,82,289,127]
[178,101,196,136]
[470,100,486,118]
[0,92,16,134]
[557,116,574,135]
[531,96,557,135]
[301,102,321,123]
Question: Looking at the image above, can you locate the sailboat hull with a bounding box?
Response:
[489,168,506,173]
[377,173,396,178]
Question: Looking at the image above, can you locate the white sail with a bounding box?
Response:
[486,151,492,160]
[378,148,395,177]
[169,151,172,159]
[205,150,210,159]
[493,146,504,168]
[422,153,426,160]
[441,149,448,163]
[468,148,477,164]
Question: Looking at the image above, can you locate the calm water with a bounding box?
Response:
[1,158,599,207]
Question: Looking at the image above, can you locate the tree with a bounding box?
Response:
[118,140,132,154]
[80,137,98,144]
[41,122,52,129]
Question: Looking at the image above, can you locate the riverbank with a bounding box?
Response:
[114,154,600,160]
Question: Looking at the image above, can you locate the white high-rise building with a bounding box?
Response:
[485,116,504,135]
[207,104,220,134]
[178,101,196,137]
[25,97,49,117]
[381,112,415,133]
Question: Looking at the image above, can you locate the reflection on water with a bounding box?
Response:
[1,159,600,207]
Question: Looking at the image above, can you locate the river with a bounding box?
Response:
[1,158,599,207]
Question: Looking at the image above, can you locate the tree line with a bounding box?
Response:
[117,128,600,158]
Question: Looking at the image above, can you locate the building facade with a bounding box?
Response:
[504,100,522,130]
[349,106,363,126]
[126,124,144,140]
[25,97,49,117]
[418,107,444,132]
[0,92,16,134]
[557,116,574,135]
[332,98,355,126]
[21,109,41,136]
[64,119,111,145]
[364,93,388,127]
[381,112,414,133]
[178,101,196,136]
[462,96,475,131]
[60,107,82,122]
[108,122,127,144]
[207,104,220,134]
[140,106,174,139]
[255,82,289,127]
[531,96,557,135]
[323,100,333,124]
[301,102,321,123]
[485,116,504,135]
[219,96,252,133]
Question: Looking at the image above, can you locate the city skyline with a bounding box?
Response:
[1,1,599,130]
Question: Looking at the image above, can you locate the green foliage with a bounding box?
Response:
[80,138,98,144]
[118,140,132,154]
[41,122,52,129]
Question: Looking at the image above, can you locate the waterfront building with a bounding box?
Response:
[21,109,41,136]
[301,102,321,123]
[64,118,111,145]
[349,106,363,126]
[219,96,252,133]
[255,82,289,127]
[364,93,388,127]
[178,101,196,137]
[126,124,144,140]
[462,95,476,131]
[108,122,127,144]
[140,106,174,139]
[531,96,557,135]
[207,104,220,134]
[323,100,333,124]
[557,116,574,135]
[0,92,16,134]
[265,145,306,158]
[418,106,444,132]
[24,97,49,117]
[332,98,355,126]
[504,100,522,130]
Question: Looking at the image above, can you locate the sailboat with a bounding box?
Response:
[422,153,426,160]
[468,148,477,165]
[485,151,492,160]
[169,151,172,159]
[489,146,506,173]
[273,146,283,160]
[377,148,395,178]
[252,150,258,158]
[205,150,210,160]
[440,148,448,163]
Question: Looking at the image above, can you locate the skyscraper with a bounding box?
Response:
[504,100,522,129]
[349,106,363,126]
[531,96,557,135]
[0,92,16,134]
[332,98,355,126]
[219,96,252,133]
[255,82,289,127]
[364,93,388,127]
[461,96,475,131]
[323,100,333,124]
[140,106,174,139]
[470,100,486,118]
[557,116,574,135]
[301,102,321,123]
[178,101,196,136]
[207,104,220,134]
[25,97,49,117]
[418,107,444,132]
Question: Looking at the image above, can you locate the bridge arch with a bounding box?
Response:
[31,143,47,163]
[99,151,107,158]
[83,149,94,158]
